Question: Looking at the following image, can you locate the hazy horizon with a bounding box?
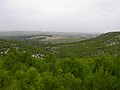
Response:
[0,0,120,33]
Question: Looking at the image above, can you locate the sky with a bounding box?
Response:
[0,0,120,33]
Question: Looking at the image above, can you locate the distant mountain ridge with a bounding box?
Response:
[0,31,99,36]
[0,31,45,37]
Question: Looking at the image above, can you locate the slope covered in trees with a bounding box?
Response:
[56,32,120,58]
[0,32,120,90]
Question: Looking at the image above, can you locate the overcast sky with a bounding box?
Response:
[0,0,120,33]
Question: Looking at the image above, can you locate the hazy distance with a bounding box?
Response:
[0,0,120,33]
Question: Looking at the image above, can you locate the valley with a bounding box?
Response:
[0,31,120,90]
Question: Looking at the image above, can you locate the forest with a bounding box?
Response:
[0,32,120,90]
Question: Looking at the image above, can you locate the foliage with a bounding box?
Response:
[0,49,120,90]
[0,32,120,90]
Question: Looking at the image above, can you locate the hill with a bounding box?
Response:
[56,32,120,58]
[0,31,120,90]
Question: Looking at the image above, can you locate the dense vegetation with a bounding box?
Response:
[0,32,120,90]
[56,32,120,58]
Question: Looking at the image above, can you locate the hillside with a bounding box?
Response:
[1,32,120,58]
[56,32,120,58]
[0,32,120,90]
